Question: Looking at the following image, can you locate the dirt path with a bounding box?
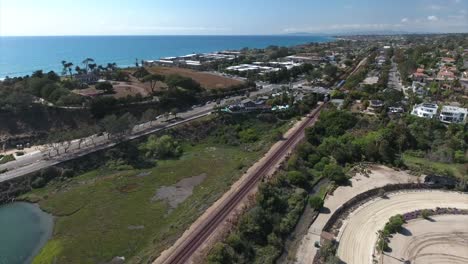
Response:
[384,214,468,264]
[294,165,420,264]
[336,190,468,264]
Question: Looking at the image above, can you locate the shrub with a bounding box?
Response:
[421,209,432,219]
[139,135,183,159]
[309,196,324,210]
[454,150,466,163]
[95,81,114,94]
[377,237,389,252]
[238,128,259,143]
[323,163,347,185]
[384,214,405,234]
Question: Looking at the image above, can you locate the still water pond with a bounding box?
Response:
[0,202,53,264]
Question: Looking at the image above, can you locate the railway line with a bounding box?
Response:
[157,103,325,264]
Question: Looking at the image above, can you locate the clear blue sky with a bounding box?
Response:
[0,0,467,36]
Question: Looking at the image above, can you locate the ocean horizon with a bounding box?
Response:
[0,35,334,78]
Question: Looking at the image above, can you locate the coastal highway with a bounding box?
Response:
[0,107,213,183]
[155,103,325,264]
[0,83,280,183]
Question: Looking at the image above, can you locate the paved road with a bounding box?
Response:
[0,84,280,183]
[336,190,468,264]
[388,59,403,92]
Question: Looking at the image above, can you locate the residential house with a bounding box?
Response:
[412,68,428,82]
[439,106,467,124]
[411,81,427,96]
[368,100,384,113]
[411,103,439,119]
[224,98,270,113]
[437,67,456,81]
[441,57,456,65]
[388,106,404,114]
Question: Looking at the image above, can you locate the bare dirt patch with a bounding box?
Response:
[152,173,207,208]
[118,183,139,193]
[149,66,244,89]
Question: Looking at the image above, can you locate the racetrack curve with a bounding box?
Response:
[336,190,468,264]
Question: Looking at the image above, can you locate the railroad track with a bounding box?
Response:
[159,103,326,264]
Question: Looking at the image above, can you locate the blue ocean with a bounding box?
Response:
[0,35,333,78]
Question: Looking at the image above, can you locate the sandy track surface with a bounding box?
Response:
[384,214,468,264]
[295,166,420,263]
[336,190,468,264]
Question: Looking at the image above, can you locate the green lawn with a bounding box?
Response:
[402,153,467,180]
[23,117,293,264]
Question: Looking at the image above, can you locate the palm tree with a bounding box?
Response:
[66,62,74,78]
[106,62,117,72]
[61,61,74,78]
[61,60,68,76]
[82,58,94,73]
[88,63,97,73]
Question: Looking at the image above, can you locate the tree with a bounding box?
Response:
[133,67,150,79]
[82,58,94,72]
[88,63,97,73]
[61,61,74,78]
[139,135,182,159]
[287,170,307,187]
[170,108,179,119]
[323,164,347,185]
[46,71,60,81]
[141,108,157,127]
[165,74,202,92]
[95,81,114,94]
[323,64,338,78]
[32,70,44,78]
[309,196,324,210]
[90,96,118,118]
[99,113,136,139]
[142,74,165,94]
[384,214,405,234]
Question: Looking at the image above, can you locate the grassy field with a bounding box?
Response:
[402,153,467,180]
[149,66,244,90]
[23,117,292,264]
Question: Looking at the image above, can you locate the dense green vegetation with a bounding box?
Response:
[19,110,295,264]
[209,103,467,264]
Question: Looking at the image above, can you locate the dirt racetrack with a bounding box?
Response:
[336,190,468,264]
[384,214,468,264]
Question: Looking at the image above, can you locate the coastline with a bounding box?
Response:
[0,35,335,78]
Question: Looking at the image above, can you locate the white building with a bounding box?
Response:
[411,103,439,119]
[439,106,467,124]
